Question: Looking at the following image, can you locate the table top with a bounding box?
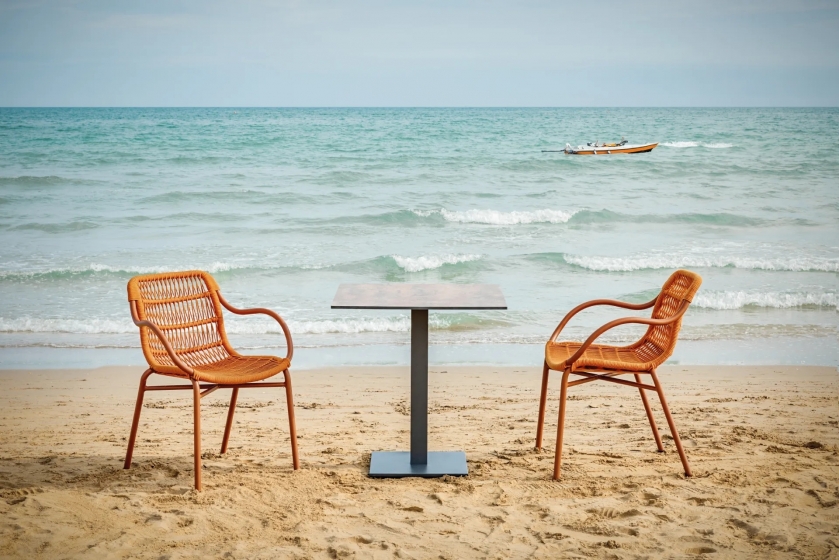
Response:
[331,283,507,310]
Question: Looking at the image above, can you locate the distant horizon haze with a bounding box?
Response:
[1,1,837,107]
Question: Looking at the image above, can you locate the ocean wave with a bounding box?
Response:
[417,208,760,227]
[662,141,699,148]
[680,324,837,341]
[320,209,437,227]
[0,175,79,187]
[568,209,764,227]
[434,208,576,225]
[9,221,101,233]
[0,316,413,335]
[662,141,734,149]
[0,343,141,349]
[87,262,256,274]
[563,253,839,273]
[0,261,319,281]
[0,313,505,336]
[391,254,482,272]
[290,317,414,334]
[693,291,838,310]
[5,208,781,235]
[0,253,480,281]
[0,317,134,334]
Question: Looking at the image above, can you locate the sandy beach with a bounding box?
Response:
[0,364,837,558]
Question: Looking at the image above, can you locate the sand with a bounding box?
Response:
[0,364,837,559]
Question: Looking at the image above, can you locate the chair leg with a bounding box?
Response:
[124,369,153,469]
[635,373,664,452]
[650,369,692,477]
[535,361,550,450]
[284,369,300,470]
[192,380,203,490]
[220,388,239,454]
[552,367,572,480]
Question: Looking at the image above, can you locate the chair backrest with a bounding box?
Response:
[127,270,235,372]
[632,269,702,367]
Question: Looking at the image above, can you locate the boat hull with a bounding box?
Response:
[567,142,658,155]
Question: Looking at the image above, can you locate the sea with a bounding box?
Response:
[0,107,836,369]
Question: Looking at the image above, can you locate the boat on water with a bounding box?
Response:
[543,139,658,155]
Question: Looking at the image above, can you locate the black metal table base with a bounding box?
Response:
[332,285,507,480]
[369,451,468,478]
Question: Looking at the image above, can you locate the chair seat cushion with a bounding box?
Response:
[154,355,290,384]
[546,341,656,372]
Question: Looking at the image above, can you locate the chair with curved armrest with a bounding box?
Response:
[536,269,702,480]
[124,270,299,490]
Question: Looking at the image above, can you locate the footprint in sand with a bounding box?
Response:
[2,487,44,505]
[685,547,717,555]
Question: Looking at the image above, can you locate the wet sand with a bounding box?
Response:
[1,365,837,559]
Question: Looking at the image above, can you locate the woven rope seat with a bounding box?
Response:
[547,342,661,372]
[536,269,702,481]
[158,355,290,384]
[124,270,299,490]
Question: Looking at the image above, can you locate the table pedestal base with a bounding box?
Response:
[368,451,468,478]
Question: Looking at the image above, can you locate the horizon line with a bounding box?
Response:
[1,105,838,109]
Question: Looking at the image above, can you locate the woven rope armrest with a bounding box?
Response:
[217,293,294,362]
[563,301,690,368]
[548,297,658,344]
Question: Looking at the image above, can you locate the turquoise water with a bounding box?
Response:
[0,107,836,368]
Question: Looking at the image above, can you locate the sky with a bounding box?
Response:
[1,0,838,107]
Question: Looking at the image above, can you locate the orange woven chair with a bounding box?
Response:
[123,270,299,490]
[535,269,702,480]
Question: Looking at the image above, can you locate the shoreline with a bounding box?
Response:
[2,364,836,374]
[1,332,836,370]
[1,365,837,557]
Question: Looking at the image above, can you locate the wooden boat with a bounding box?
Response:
[563,140,658,155]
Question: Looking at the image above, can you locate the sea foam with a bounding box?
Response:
[0,315,457,335]
[391,254,481,272]
[0,260,324,280]
[662,141,699,148]
[662,141,734,149]
[0,317,134,334]
[693,291,838,310]
[564,253,839,273]
[437,208,576,225]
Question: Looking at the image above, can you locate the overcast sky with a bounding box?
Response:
[1,0,837,106]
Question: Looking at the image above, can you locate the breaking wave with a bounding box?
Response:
[563,253,839,273]
[414,208,576,225]
[0,261,327,281]
[0,317,134,334]
[0,254,485,281]
[391,254,482,272]
[0,313,506,336]
[693,291,837,310]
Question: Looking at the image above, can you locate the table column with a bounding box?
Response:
[410,309,428,464]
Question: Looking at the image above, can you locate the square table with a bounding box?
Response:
[331,283,507,477]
